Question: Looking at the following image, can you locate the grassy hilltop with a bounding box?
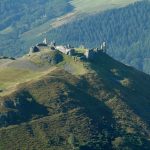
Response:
[0,48,150,149]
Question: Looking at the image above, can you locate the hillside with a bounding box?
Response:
[0,0,73,56]
[0,0,139,57]
[22,0,140,31]
[0,47,150,149]
[1,0,150,75]
[43,0,150,75]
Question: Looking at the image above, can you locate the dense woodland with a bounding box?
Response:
[0,0,73,56]
[0,0,72,30]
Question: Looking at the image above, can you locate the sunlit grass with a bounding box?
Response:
[70,0,141,13]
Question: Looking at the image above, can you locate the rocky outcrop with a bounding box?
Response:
[29,46,40,53]
[40,51,63,65]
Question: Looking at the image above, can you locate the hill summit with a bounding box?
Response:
[0,41,150,149]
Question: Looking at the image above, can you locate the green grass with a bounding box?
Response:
[0,50,60,95]
[59,53,87,75]
[0,49,87,95]
[71,0,140,14]
[0,26,13,35]
[0,67,116,149]
[0,67,43,94]
[75,47,87,53]
[0,68,34,86]
[0,66,59,96]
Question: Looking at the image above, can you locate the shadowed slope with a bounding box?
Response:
[0,69,117,150]
[0,52,150,149]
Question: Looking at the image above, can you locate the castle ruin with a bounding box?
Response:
[29,38,107,60]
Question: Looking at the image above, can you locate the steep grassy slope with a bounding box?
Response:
[0,49,86,95]
[71,0,140,13]
[0,50,150,149]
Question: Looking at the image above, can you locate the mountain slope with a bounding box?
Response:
[0,49,150,149]
[0,0,140,57]
[0,0,73,56]
[43,0,150,74]
[3,0,149,75]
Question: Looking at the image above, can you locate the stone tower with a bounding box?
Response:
[101,42,107,53]
[85,49,95,59]
[43,38,48,45]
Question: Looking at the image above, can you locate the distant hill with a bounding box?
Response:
[43,0,150,75]
[0,47,150,149]
[0,0,73,56]
[0,0,139,56]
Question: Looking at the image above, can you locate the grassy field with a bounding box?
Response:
[0,50,56,95]
[0,49,87,96]
[0,26,13,35]
[0,67,57,96]
[71,0,141,13]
